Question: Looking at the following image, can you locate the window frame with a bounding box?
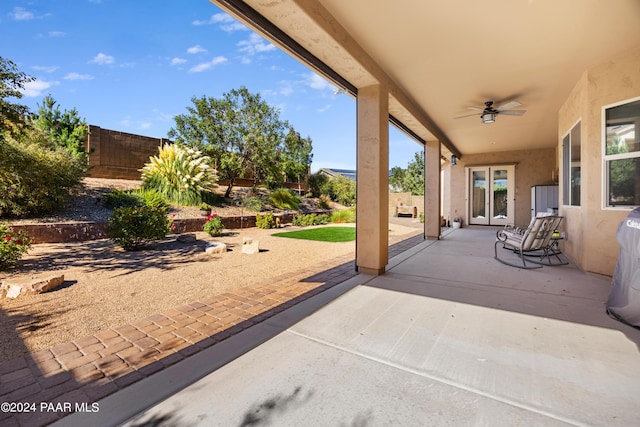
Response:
[602,95,640,210]
[562,118,581,207]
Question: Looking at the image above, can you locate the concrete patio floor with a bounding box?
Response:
[59,227,640,426]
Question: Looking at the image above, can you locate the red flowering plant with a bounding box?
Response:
[203,213,224,237]
[0,224,32,270]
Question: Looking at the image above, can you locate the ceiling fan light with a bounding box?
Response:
[481,113,496,124]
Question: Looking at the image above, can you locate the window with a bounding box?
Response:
[562,121,581,206]
[604,98,640,208]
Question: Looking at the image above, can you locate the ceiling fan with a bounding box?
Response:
[455,100,527,124]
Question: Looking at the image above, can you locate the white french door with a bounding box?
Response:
[467,165,515,226]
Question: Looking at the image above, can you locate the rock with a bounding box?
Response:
[242,237,260,254]
[1,275,65,299]
[205,242,227,254]
[177,233,197,243]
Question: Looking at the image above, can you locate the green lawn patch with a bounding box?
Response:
[272,226,356,242]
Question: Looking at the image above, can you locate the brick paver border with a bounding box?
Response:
[0,234,424,426]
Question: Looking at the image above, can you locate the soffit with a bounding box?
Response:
[213,0,640,156]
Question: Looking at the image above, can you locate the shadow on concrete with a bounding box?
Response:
[239,386,314,427]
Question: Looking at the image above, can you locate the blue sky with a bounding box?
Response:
[1,0,422,172]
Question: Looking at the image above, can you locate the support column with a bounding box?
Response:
[424,140,441,240]
[356,84,389,275]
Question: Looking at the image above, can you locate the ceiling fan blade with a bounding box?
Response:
[495,100,522,111]
[466,106,484,111]
[454,112,481,119]
[498,109,526,116]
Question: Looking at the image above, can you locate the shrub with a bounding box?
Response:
[243,196,265,212]
[203,213,224,236]
[0,224,31,270]
[136,188,169,211]
[269,189,300,210]
[102,188,168,211]
[105,205,172,251]
[102,189,141,209]
[331,207,356,223]
[256,212,275,229]
[292,213,330,227]
[0,127,86,218]
[141,144,218,206]
[318,194,331,210]
[307,173,329,198]
[328,176,356,206]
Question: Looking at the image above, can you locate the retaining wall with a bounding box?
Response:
[9,212,322,244]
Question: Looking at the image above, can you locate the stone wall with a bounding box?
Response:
[10,212,306,244]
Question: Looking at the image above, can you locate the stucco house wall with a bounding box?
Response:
[444,148,556,227]
[559,45,640,276]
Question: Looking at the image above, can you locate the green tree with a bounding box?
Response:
[30,94,90,158]
[282,126,313,184]
[389,166,406,192]
[307,172,329,198]
[390,151,425,196]
[405,151,425,196]
[0,56,34,133]
[168,86,312,197]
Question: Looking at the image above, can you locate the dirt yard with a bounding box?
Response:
[0,221,422,363]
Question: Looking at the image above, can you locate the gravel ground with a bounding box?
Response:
[0,178,423,363]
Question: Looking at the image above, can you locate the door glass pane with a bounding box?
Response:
[493,169,508,219]
[472,171,486,218]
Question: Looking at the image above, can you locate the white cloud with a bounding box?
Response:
[138,122,151,130]
[189,56,227,73]
[90,52,115,65]
[237,33,275,56]
[306,73,332,91]
[64,72,94,81]
[170,57,187,65]
[317,104,332,113]
[277,80,295,96]
[32,65,58,73]
[48,31,65,38]
[187,45,207,54]
[11,7,34,20]
[21,80,58,97]
[192,13,246,32]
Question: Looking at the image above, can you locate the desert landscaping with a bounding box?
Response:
[0,179,423,363]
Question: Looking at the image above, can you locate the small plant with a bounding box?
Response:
[203,213,224,237]
[269,189,300,210]
[420,213,425,223]
[256,212,276,229]
[0,224,31,270]
[292,213,330,227]
[105,205,172,251]
[331,207,356,223]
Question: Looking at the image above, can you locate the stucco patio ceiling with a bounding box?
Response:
[212,0,640,158]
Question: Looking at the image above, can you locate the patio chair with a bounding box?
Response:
[494,214,566,269]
